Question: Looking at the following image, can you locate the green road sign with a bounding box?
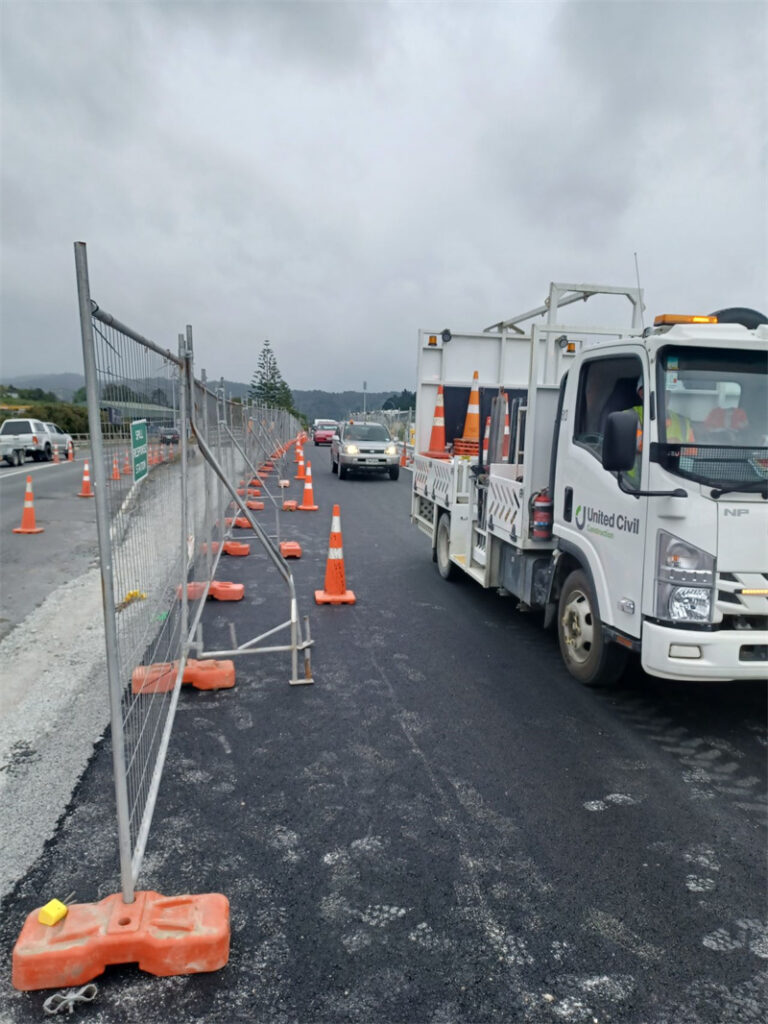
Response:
[131,420,148,482]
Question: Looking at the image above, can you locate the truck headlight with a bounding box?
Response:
[343,444,359,455]
[385,444,397,456]
[655,531,715,623]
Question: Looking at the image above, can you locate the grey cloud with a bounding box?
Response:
[1,2,765,392]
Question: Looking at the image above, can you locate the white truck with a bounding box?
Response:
[0,417,53,466]
[411,283,768,685]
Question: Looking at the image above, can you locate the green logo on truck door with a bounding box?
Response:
[575,503,640,539]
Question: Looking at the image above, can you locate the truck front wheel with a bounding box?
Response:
[557,569,627,687]
[435,513,458,581]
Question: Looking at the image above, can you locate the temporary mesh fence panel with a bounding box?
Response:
[76,243,312,903]
[81,307,189,900]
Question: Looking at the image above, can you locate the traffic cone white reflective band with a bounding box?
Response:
[13,476,44,533]
[482,416,490,458]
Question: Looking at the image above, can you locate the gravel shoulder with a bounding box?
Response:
[0,568,110,899]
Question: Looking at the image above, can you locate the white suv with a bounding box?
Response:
[331,421,400,480]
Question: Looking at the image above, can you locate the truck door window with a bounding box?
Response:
[574,357,644,482]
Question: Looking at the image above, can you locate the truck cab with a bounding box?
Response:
[411,284,768,686]
[556,317,768,681]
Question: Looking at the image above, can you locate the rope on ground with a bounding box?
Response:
[42,983,98,1015]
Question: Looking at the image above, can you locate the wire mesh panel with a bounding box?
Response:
[75,243,313,903]
[76,247,192,901]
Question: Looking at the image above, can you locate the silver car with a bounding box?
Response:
[331,421,400,480]
[45,422,75,459]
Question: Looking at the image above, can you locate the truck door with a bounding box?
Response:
[555,354,649,640]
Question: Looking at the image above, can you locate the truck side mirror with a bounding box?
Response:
[602,410,637,472]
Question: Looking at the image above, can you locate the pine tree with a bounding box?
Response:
[249,340,294,411]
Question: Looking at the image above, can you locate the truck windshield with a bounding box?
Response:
[655,347,768,491]
[0,421,28,434]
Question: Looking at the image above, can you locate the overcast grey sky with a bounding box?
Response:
[1,0,765,392]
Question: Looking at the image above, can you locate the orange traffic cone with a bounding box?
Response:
[122,452,131,475]
[78,461,94,498]
[400,443,407,468]
[13,476,44,534]
[67,442,74,462]
[298,461,318,511]
[111,456,120,481]
[463,371,480,441]
[295,449,306,481]
[454,371,481,456]
[421,385,451,459]
[315,505,355,604]
[482,416,490,462]
[52,445,60,465]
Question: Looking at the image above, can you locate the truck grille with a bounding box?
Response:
[716,571,768,630]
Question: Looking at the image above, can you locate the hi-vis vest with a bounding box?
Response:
[632,405,695,452]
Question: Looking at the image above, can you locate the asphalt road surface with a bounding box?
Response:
[0,453,98,640]
[1,458,766,1023]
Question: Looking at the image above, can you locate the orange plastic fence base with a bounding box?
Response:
[223,541,250,556]
[183,659,236,690]
[283,500,298,511]
[181,581,244,601]
[315,589,356,605]
[298,502,319,511]
[132,659,236,694]
[280,541,302,558]
[246,500,264,511]
[247,488,261,497]
[12,890,230,991]
[225,516,252,529]
[209,581,244,601]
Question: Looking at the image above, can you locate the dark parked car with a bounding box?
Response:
[159,428,180,445]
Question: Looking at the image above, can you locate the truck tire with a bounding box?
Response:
[43,444,52,462]
[435,512,458,581]
[557,569,627,687]
[331,455,338,474]
[339,463,348,480]
[389,466,400,481]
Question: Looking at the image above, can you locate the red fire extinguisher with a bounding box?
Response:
[531,489,553,540]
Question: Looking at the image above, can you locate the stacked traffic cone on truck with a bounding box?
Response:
[453,371,481,456]
[421,385,451,459]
